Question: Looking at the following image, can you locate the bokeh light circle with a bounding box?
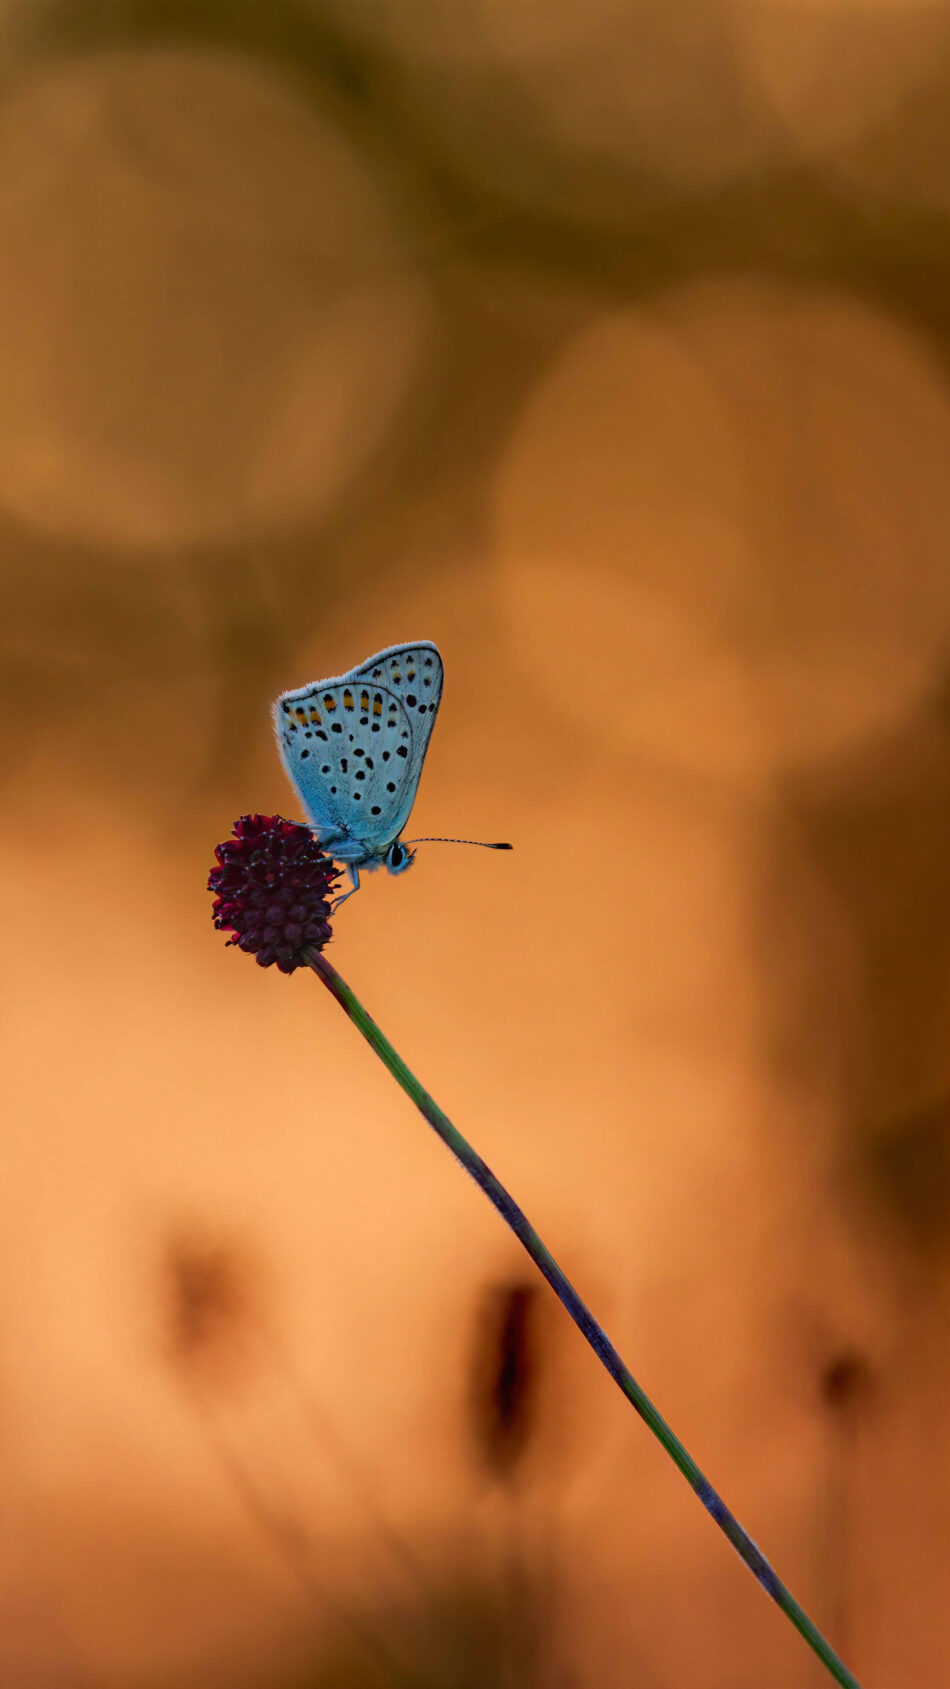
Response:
[495,280,950,780]
[322,0,787,222]
[734,0,949,163]
[0,47,430,551]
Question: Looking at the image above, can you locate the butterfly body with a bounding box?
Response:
[273,641,444,891]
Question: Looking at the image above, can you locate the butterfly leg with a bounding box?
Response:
[330,863,360,913]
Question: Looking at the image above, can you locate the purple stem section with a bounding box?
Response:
[307,948,862,1689]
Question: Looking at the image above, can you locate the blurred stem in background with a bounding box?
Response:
[470,1281,544,1688]
[307,949,863,1689]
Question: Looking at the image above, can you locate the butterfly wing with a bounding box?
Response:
[349,642,444,843]
[273,650,441,859]
[273,684,354,854]
[349,642,443,759]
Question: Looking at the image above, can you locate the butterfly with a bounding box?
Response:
[273,640,510,903]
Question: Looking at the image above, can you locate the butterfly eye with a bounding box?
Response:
[389,844,404,868]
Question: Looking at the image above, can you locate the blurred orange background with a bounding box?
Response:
[3,2,950,1685]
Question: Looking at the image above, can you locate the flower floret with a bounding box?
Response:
[208,814,338,972]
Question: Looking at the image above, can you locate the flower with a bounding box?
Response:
[208,814,338,972]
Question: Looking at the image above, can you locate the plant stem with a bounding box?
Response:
[306,948,862,1689]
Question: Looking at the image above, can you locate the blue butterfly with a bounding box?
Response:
[273,640,510,902]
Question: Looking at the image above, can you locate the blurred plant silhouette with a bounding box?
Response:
[470,1282,541,1485]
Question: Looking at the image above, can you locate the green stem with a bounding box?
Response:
[307,948,862,1689]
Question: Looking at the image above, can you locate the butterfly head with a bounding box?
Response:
[385,839,416,876]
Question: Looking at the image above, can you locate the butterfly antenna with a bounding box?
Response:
[404,837,513,850]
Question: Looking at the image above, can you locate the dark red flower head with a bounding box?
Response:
[209,815,338,973]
